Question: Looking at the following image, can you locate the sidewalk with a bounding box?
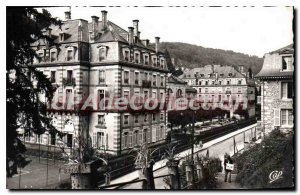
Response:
[216,173,242,189]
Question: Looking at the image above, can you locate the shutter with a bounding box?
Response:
[274,108,281,126]
[152,128,156,142]
[288,82,293,98]
[133,132,137,146]
[147,130,151,143]
[129,132,133,147]
[121,133,125,149]
[92,132,97,148]
[139,131,143,145]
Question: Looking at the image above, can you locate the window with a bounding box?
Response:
[67,70,73,83]
[135,53,140,63]
[51,51,56,62]
[99,70,105,84]
[124,71,129,84]
[98,90,105,109]
[144,114,148,122]
[281,109,293,126]
[199,81,202,85]
[50,71,56,83]
[152,92,157,98]
[124,132,129,148]
[238,80,242,85]
[123,91,129,100]
[199,88,201,93]
[144,72,148,81]
[143,129,147,143]
[160,59,164,68]
[205,81,209,85]
[124,115,129,125]
[99,48,106,61]
[66,134,73,147]
[282,56,293,71]
[144,91,149,99]
[219,81,222,85]
[218,95,222,102]
[160,113,164,121]
[228,73,232,77]
[281,82,293,99]
[38,53,44,63]
[227,80,230,85]
[133,131,139,146]
[134,115,139,124]
[67,50,73,61]
[50,133,56,145]
[144,55,149,65]
[160,76,164,87]
[212,81,215,85]
[220,73,224,77]
[98,115,105,126]
[152,114,156,121]
[124,51,129,61]
[96,132,105,148]
[153,57,157,66]
[238,88,241,93]
[153,75,157,86]
[205,88,208,93]
[134,72,139,85]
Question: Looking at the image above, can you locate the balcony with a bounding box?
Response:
[142,80,151,88]
[63,78,76,86]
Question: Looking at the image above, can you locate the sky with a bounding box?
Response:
[39,6,293,57]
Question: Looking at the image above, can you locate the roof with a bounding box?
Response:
[185,86,197,93]
[31,18,159,52]
[269,44,294,55]
[180,65,245,79]
[255,44,294,79]
[167,75,186,85]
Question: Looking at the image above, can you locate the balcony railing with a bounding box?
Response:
[63,78,76,86]
[142,80,151,88]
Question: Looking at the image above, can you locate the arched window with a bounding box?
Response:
[176,89,182,97]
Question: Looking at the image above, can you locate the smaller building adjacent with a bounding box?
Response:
[179,65,256,118]
[255,44,294,134]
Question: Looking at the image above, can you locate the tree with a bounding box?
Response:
[6,7,61,177]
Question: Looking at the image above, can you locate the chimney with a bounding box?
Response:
[137,31,140,39]
[101,10,108,30]
[64,11,71,20]
[91,16,99,41]
[128,27,134,45]
[142,39,149,47]
[155,37,160,53]
[133,20,139,37]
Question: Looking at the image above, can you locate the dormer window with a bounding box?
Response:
[67,50,73,61]
[160,59,164,68]
[135,53,140,63]
[282,56,293,71]
[124,50,129,61]
[38,52,44,63]
[99,48,106,61]
[144,55,149,65]
[153,57,157,66]
[59,33,64,42]
[50,51,56,62]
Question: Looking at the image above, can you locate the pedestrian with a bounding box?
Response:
[224,153,233,183]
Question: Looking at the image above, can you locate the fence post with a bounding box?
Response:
[166,160,181,189]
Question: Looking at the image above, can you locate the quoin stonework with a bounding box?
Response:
[255,44,294,135]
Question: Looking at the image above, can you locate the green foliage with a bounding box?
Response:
[235,130,294,189]
[6,7,61,177]
[160,42,263,74]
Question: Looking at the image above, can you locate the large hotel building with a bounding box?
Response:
[24,10,169,155]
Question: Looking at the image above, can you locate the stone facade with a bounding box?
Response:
[23,10,169,155]
[256,44,294,134]
[179,65,256,118]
